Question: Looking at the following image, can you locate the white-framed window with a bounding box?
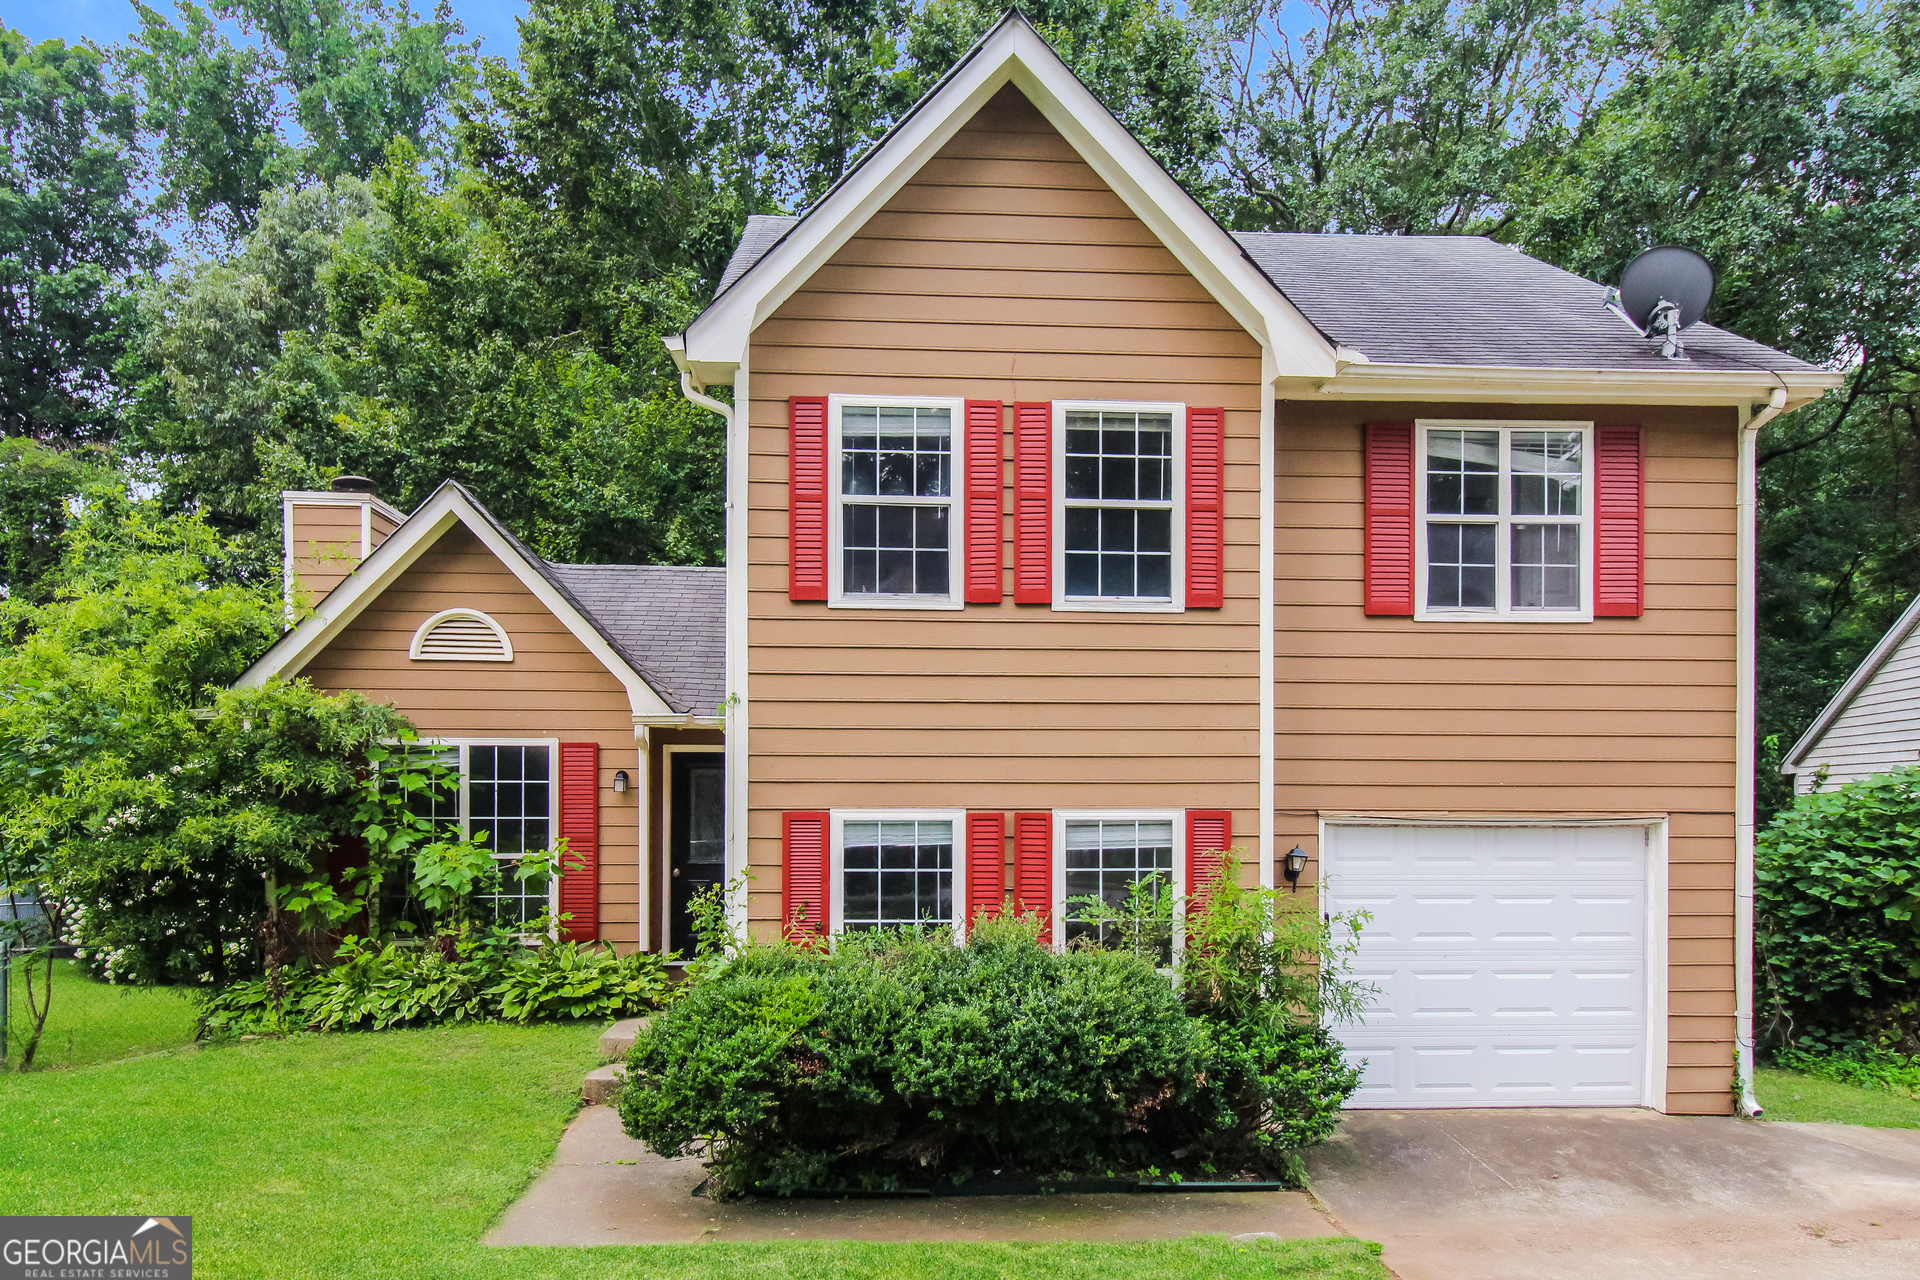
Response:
[393,739,559,930]
[1052,400,1185,612]
[827,395,966,609]
[1051,809,1185,953]
[829,810,967,943]
[1415,421,1594,622]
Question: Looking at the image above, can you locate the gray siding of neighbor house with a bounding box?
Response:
[1791,625,1920,793]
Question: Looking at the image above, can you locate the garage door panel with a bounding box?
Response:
[1327,823,1651,1109]
[1342,1034,1646,1107]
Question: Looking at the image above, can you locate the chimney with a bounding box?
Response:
[282,476,403,613]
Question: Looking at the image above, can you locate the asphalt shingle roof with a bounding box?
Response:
[1230,232,1820,374]
[716,215,800,297]
[544,563,726,716]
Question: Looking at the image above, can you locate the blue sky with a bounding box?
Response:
[8,0,530,63]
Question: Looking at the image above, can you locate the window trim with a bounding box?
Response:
[1051,400,1187,613]
[826,394,968,610]
[828,808,968,944]
[408,737,561,933]
[1050,808,1187,955]
[1413,419,1596,624]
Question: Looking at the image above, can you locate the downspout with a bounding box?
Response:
[1735,386,1785,1117]
[677,367,749,944]
[1259,348,1277,891]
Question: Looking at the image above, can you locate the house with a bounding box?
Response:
[1780,594,1920,793]
[237,480,724,955]
[242,11,1840,1118]
[669,11,1837,1118]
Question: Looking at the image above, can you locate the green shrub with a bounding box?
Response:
[618,910,1361,1197]
[194,931,670,1036]
[1772,1043,1920,1097]
[1757,766,1920,1053]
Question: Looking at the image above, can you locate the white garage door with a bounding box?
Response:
[1324,823,1653,1108]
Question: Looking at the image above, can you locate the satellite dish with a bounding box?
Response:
[1604,246,1716,359]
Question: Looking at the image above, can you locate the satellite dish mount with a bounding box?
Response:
[1604,246,1716,360]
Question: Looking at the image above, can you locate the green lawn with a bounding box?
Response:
[3,957,197,1070]
[0,1017,1385,1280]
[1758,1065,1920,1128]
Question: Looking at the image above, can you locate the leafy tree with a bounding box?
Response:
[1197,0,1612,233]
[0,29,160,443]
[120,0,476,242]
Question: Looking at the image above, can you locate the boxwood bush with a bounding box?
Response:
[620,867,1364,1197]
[1758,765,1920,1054]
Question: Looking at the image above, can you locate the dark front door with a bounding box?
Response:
[669,752,726,958]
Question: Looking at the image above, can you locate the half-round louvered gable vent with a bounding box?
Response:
[409,609,513,662]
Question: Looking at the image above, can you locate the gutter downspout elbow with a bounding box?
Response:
[679,369,735,427]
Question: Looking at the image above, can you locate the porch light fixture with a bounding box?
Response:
[1283,846,1309,891]
[613,770,630,794]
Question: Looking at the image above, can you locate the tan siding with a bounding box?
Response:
[298,525,647,949]
[745,83,1263,935]
[289,502,364,604]
[1275,400,1739,1116]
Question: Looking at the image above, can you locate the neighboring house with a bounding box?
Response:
[668,12,1838,1118]
[237,482,724,955]
[1780,594,1920,793]
[241,12,1841,1119]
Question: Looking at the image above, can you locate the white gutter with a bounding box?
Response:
[1734,386,1784,1117]
[1290,362,1841,409]
[676,364,751,944]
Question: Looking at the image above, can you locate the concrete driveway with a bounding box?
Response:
[1306,1108,1920,1279]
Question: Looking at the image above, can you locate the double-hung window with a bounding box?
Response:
[388,740,556,930]
[1416,422,1593,620]
[829,396,965,608]
[830,811,966,943]
[1060,815,1176,951]
[1055,401,1184,611]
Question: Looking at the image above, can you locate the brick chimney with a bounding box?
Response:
[282,476,404,612]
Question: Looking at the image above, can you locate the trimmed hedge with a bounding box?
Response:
[618,919,1357,1196]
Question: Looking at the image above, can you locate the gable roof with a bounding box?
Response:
[676,11,1336,386]
[236,482,723,718]
[1781,593,1920,775]
[683,13,1840,409]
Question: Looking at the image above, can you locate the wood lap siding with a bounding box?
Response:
[746,85,1263,932]
[1793,632,1920,791]
[1273,400,1741,1115]
[298,525,645,950]
[289,503,365,603]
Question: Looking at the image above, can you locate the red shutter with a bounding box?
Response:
[1595,425,1646,618]
[782,811,829,944]
[965,400,1004,603]
[1185,809,1231,917]
[789,396,829,601]
[1186,407,1225,608]
[965,811,1006,933]
[1364,422,1416,615]
[1013,811,1053,945]
[556,742,600,943]
[1013,402,1051,604]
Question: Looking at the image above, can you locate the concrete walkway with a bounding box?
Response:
[1306,1108,1920,1280]
[487,1105,1337,1245]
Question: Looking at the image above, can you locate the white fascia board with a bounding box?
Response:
[1780,591,1920,773]
[1286,361,1846,408]
[237,484,675,719]
[681,15,1336,381]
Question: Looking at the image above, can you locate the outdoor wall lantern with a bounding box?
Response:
[1283,846,1309,891]
[613,770,630,794]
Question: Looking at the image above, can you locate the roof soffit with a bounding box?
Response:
[679,14,1336,380]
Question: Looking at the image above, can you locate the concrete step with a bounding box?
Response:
[599,1016,649,1061]
[582,1063,627,1106]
